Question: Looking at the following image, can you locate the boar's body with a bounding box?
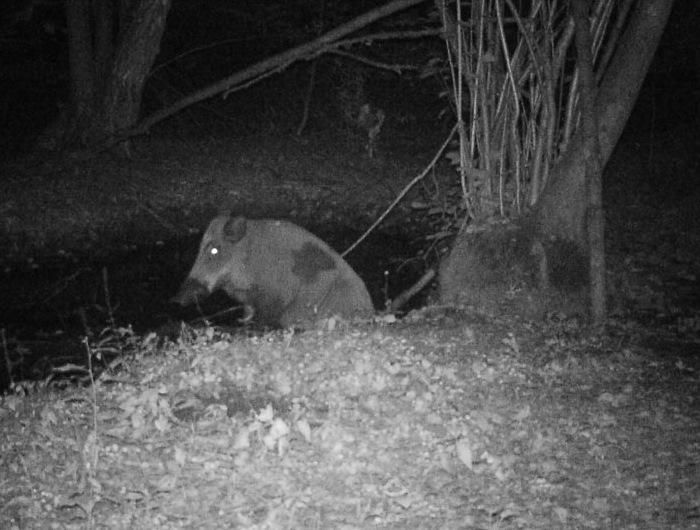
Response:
[173,214,374,327]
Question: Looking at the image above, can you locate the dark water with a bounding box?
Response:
[0,227,428,391]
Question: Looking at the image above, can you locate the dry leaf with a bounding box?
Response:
[554,506,569,522]
[269,418,290,439]
[257,404,274,422]
[173,446,186,465]
[455,438,473,469]
[296,419,311,442]
[233,428,250,450]
[514,405,531,421]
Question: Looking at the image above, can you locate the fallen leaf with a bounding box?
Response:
[269,418,290,439]
[296,419,311,442]
[554,506,568,522]
[233,428,250,450]
[257,404,274,423]
[173,446,186,465]
[514,405,531,421]
[455,438,473,469]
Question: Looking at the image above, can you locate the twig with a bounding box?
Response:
[130,193,179,234]
[334,28,441,48]
[1,328,13,388]
[388,268,436,312]
[341,122,458,257]
[84,337,98,429]
[101,267,116,330]
[595,0,634,83]
[328,49,416,74]
[82,335,100,529]
[149,36,259,77]
[296,59,318,136]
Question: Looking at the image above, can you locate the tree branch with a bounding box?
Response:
[131,0,428,136]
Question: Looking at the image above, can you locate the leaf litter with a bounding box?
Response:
[1,305,698,529]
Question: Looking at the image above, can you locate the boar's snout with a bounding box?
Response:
[171,277,209,306]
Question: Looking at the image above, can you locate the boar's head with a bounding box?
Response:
[171,213,254,305]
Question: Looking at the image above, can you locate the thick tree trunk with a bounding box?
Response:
[93,0,171,143]
[534,0,674,246]
[47,0,171,150]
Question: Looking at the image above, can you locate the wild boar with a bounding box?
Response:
[172,213,374,328]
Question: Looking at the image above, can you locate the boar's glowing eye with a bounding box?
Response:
[209,247,219,256]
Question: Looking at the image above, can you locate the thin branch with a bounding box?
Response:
[295,59,318,136]
[336,28,441,48]
[595,0,634,83]
[342,123,459,257]
[327,49,417,74]
[149,36,259,77]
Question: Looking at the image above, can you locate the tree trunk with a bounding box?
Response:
[439,0,674,321]
[534,0,674,246]
[91,0,171,145]
[571,0,605,329]
[46,0,171,150]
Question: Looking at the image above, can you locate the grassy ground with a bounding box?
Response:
[0,115,699,528]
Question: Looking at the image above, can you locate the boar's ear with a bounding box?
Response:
[222,215,247,243]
